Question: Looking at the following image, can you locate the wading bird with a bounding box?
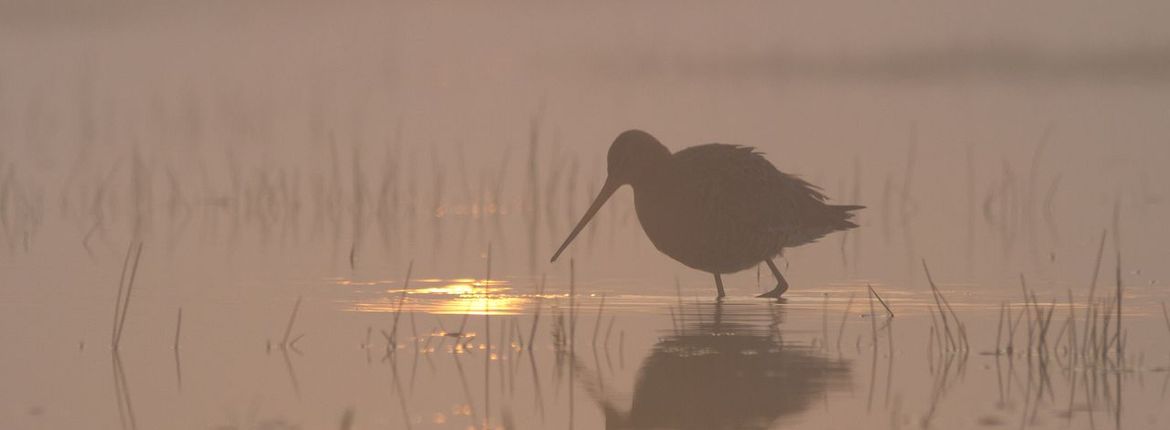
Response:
[551,130,862,299]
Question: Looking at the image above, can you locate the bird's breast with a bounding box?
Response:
[632,184,778,274]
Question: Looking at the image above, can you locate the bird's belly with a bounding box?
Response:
[634,193,777,274]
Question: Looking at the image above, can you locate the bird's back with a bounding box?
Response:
[674,143,836,242]
[634,144,859,272]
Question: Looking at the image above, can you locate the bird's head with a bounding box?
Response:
[550,129,669,263]
[606,129,671,187]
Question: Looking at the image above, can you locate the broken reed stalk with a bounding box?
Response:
[927,324,936,359]
[110,242,135,348]
[922,260,959,351]
[511,318,524,350]
[1082,229,1107,351]
[868,288,878,346]
[1030,292,1043,352]
[957,321,970,353]
[937,282,968,350]
[1100,297,1113,359]
[113,242,144,349]
[592,293,606,348]
[868,285,894,318]
[527,274,546,350]
[173,307,183,351]
[1006,304,1020,354]
[604,315,616,348]
[390,260,415,343]
[568,258,576,430]
[1051,309,1070,354]
[1113,250,1122,359]
[1084,303,1098,360]
[1009,301,1025,352]
[455,300,472,335]
[569,258,576,348]
[995,302,1006,353]
[836,292,855,353]
[1020,274,1034,354]
[281,295,303,347]
[1039,303,1056,356]
[1066,290,1078,364]
[822,293,830,351]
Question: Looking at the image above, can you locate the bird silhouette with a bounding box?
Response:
[552,130,863,298]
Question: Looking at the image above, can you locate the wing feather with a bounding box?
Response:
[672,144,836,249]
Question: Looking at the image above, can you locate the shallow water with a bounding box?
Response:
[4,266,1169,430]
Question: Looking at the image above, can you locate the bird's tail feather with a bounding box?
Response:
[788,204,864,247]
[828,204,864,231]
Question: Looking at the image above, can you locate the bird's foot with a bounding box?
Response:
[756,290,783,299]
[756,285,788,299]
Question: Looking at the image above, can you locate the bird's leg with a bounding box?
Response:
[757,259,789,299]
[713,273,726,299]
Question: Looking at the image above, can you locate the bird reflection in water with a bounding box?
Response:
[574,301,851,430]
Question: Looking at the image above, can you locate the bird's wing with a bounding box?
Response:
[673,144,829,246]
[674,145,785,233]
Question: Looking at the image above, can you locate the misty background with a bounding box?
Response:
[1,0,1169,294]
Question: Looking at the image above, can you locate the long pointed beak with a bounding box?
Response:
[551,178,620,262]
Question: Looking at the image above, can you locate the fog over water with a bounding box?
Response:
[1,1,1169,429]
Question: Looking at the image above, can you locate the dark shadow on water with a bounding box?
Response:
[576,301,851,430]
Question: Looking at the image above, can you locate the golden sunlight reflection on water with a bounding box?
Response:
[347,278,558,316]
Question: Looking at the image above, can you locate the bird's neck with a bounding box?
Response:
[627,160,673,192]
